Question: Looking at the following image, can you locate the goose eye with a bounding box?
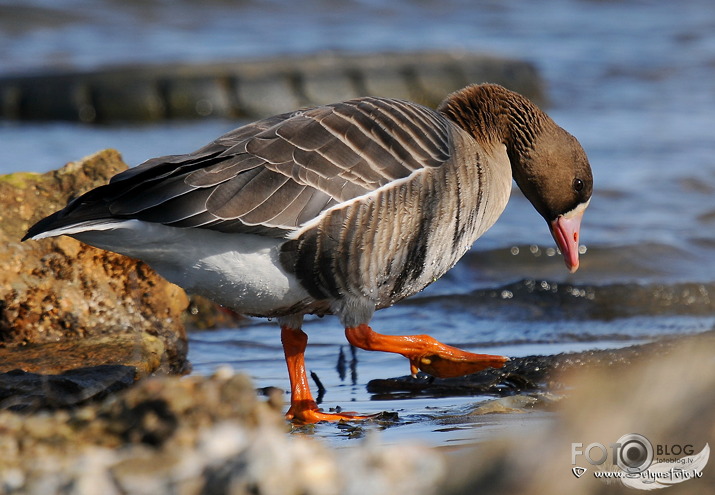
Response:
[573,178,584,192]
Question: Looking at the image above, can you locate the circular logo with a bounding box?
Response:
[616,433,654,474]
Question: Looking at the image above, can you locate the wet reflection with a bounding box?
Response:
[335,345,359,386]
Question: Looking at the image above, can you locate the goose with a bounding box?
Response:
[24,83,593,423]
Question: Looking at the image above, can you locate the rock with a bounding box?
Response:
[442,332,715,495]
[0,369,444,495]
[1,334,712,494]
[367,330,715,398]
[0,149,189,376]
[0,371,279,482]
[0,331,164,378]
[0,365,136,411]
[0,51,545,123]
[183,294,247,331]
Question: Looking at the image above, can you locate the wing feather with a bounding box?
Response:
[245,136,296,164]
[184,154,265,187]
[264,187,327,227]
[133,187,213,224]
[237,179,306,225]
[109,174,195,215]
[207,168,288,219]
[45,96,455,239]
[275,113,337,151]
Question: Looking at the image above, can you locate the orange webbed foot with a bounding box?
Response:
[286,399,376,424]
[281,326,381,424]
[407,343,509,378]
[346,324,508,379]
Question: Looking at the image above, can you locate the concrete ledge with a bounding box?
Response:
[0,51,544,123]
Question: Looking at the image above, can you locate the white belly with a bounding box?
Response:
[69,220,311,316]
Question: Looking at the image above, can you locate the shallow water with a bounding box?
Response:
[2,0,714,445]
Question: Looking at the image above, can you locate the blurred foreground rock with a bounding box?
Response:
[0,150,192,383]
[0,333,712,494]
[444,330,715,495]
[0,369,444,495]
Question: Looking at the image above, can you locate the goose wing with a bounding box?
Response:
[31,97,454,239]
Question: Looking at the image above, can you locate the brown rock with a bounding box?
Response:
[0,365,137,411]
[0,369,444,495]
[183,294,247,331]
[0,370,285,472]
[443,332,715,495]
[0,149,189,374]
[0,333,164,378]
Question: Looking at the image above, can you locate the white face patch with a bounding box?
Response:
[562,198,590,219]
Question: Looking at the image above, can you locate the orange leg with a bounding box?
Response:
[280,325,372,424]
[345,324,508,378]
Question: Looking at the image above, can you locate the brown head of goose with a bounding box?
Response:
[438,84,592,272]
[24,83,593,423]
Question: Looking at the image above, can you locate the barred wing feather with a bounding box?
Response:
[28,97,453,240]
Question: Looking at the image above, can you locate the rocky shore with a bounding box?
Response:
[1,52,712,494]
[0,154,713,493]
[0,48,546,410]
[0,367,445,495]
[0,331,712,494]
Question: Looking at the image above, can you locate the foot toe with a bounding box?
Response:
[415,351,508,378]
